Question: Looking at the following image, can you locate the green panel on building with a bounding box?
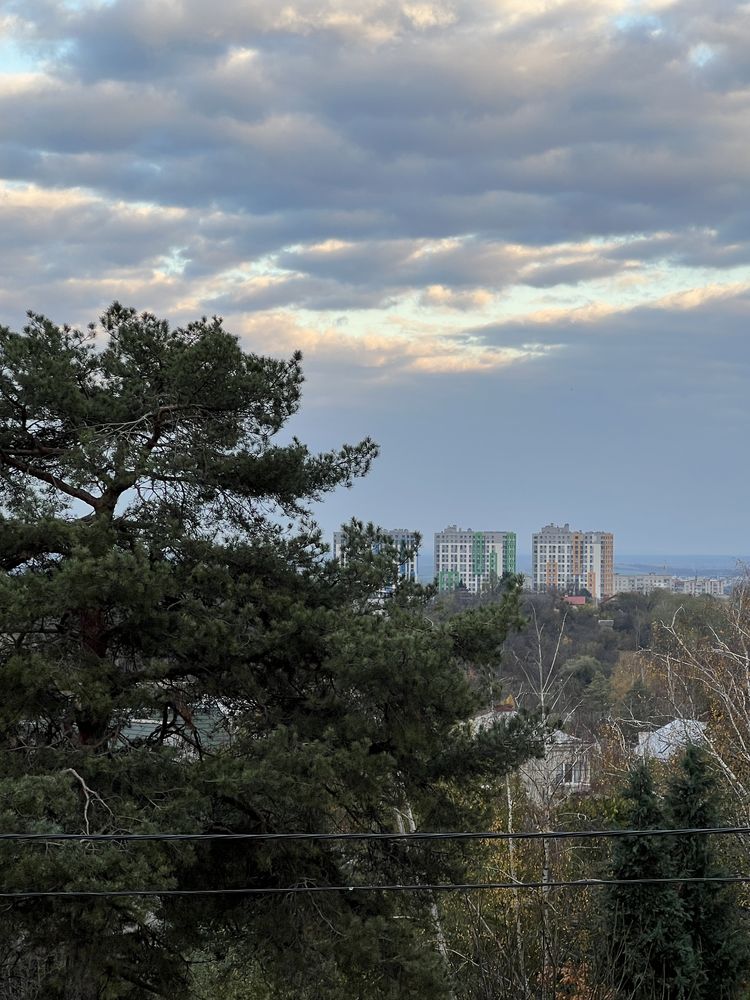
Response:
[504,533,517,574]
[472,532,486,575]
[438,568,463,592]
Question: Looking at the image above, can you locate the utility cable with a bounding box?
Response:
[0,825,748,843]
[5,826,749,898]
[3,875,750,898]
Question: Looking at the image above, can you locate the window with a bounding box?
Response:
[556,758,587,786]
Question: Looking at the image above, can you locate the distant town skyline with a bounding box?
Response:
[325,520,749,580]
[326,521,743,595]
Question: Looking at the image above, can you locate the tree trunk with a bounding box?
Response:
[76,608,111,747]
[505,775,528,996]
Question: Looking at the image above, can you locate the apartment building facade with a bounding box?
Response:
[675,577,728,597]
[532,523,614,600]
[434,525,517,593]
[332,527,419,583]
[614,573,674,595]
[613,574,728,597]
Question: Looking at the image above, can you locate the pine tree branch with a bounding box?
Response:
[2,446,67,457]
[0,451,100,508]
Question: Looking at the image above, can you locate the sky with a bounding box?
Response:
[0,0,749,556]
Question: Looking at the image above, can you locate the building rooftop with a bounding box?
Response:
[636,719,706,761]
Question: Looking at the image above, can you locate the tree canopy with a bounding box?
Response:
[607,762,698,999]
[0,305,540,999]
[666,743,750,999]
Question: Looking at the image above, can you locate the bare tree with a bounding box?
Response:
[646,584,750,822]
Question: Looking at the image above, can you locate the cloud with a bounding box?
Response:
[1,0,750,552]
[231,309,557,388]
[293,283,750,554]
[2,0,749,245]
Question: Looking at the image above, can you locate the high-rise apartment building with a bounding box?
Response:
[532,523,614,600]
[434,525,517,593]
[332,528,419,583]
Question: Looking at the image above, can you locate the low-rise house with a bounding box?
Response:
[636,718,706,761]
[520,729,592,806]
[471,703,593,804]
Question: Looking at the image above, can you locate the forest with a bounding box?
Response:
[430,580,750,998]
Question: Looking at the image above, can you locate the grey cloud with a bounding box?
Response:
[296,293,750,554]
[0,185,197,329]
[1,5,749,310]
[211,277,392,312]
[0,199,186,273]
[521,257,624,288]
[2,0,749,555]
[466,292,750,379]
[3,0,750,255]
[229,237,572,310]
[0,81,182,155]
[275,238,529,288]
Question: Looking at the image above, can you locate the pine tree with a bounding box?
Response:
[606,762,698,999]
[0,305,540,999]
[666,743,750,999]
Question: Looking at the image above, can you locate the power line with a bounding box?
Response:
[5,826,748,898]
[2,875,750,898]
[0,825,749,843]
